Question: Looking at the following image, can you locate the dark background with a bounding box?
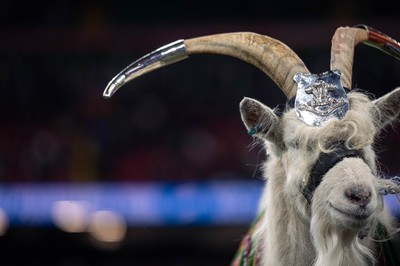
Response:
[0,0,399,265]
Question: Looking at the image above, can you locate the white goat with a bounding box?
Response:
[103,25,400,265]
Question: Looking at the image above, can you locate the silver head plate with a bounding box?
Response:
[293,70,349,127]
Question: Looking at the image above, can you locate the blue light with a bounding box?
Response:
[0,180,264,227]
[0,180,399,227]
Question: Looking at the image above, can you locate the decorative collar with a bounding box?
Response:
[231,209,264,265]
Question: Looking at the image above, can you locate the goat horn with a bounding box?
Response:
[103,32,309,99]
[330,25,400,89]
[330,27,369,89]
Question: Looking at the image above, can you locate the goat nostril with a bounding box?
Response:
[345,186,372,206]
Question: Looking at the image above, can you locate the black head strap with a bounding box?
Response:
[303,143,364,204]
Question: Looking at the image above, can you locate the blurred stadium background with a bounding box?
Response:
[0,0,399,265]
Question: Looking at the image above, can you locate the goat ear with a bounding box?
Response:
[373,87,400,130]
[239,97,280,139]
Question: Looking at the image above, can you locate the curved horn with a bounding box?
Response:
[104,32,309,99]
[330,27,369,89]
[330,25,400,89]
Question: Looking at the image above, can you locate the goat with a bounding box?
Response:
[103,25,400,265]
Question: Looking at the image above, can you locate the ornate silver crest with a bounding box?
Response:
[293,70,349,127]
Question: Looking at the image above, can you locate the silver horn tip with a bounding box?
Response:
[103,74,127,98]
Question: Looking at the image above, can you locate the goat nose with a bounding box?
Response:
[345,185,372,207]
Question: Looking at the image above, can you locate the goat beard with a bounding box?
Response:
[309,207,378,266]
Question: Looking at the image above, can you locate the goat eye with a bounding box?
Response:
[324,140,343,150]
[288,140,300,149]
[306,144,315,152]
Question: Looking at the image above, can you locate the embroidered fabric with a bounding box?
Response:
[231,210,265,266]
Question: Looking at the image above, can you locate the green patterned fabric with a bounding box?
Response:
[231,210,264,266]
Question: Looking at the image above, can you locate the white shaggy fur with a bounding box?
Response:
[240,89,400,265]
